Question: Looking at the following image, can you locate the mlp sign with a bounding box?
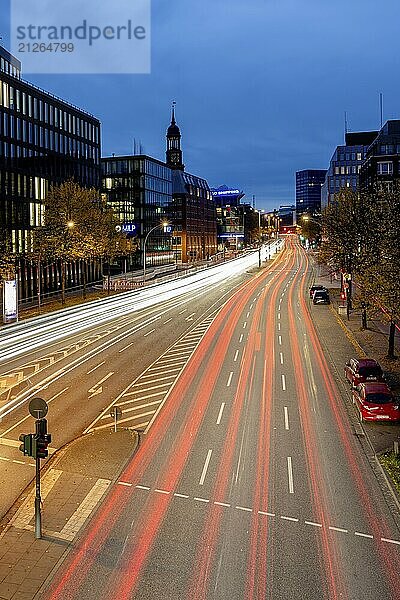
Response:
[122,222,137,235]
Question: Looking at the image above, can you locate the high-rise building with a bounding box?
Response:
[0,45,101,255]
[166,107,217,262]
[295,169,326,219]
[211,186,245,249]
[322,131,378,208]
[359,120,400,190]
[101,155,172,268]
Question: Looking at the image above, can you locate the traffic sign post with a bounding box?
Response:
[110,406,122,433]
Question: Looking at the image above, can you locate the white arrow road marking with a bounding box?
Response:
[88,372,114,399]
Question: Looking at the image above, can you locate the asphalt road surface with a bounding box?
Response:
[39,237,400,600]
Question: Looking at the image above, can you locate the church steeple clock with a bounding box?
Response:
[166,101,185,171]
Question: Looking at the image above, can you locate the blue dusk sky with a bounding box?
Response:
[1,0,400,210]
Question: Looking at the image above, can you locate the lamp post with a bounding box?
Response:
[143,221,169,284]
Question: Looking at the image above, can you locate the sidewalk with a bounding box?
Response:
[0,430,138,600]
[310,260,400,454]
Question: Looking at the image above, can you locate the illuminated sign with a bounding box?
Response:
[122,222,137,234]
[220,233,244,238]
[163,225,173,234]
[3,279,18,323]
[212,189,241,196]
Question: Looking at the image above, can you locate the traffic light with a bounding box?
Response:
[19,433,34,457]
[34,419,51,459]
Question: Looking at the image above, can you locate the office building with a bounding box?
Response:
[211,186,245,249]
[101,155,172,268]
[322,131,378,208]
[295,169,326,218]
[0,45,101,300]
[359,120,400,190]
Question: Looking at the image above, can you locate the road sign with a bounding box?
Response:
[29,398,48,420]
[110,406,122,419]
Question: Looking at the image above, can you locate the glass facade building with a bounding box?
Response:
[322,131,378,208]
[101,155,173,268]
[295,169,327,218]
[0,45,101,255]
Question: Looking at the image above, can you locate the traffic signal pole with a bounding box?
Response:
[34,419,42,539]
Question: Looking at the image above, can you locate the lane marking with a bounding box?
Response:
[280,352,284,365]
[233,350,239,362]
[118,343,134,353]
[154,489,170,495]
[278,313,281,320]
[278,323,281,331]
[199,449,213,486]
[329,526,348,533]
[259,511,275,517]
[281,516,298,522]
[284,406,289,430]
[278,336,282,345]
[194,497,209,503]
[216,403,225,425]
[355,531,373,539]
[305,521,322,528]
[214,501,231,507]
[118,482,132,487]
[163,318,173,324]
[236,506,252,512]
[144,329,156,337]
[174,493,189,499]
[243,322,247,329]
[87,361,105,374]
[179,309,187,314]
[287,456,294,494]
[381,537,400,545]
[246,312,250,318]
[226,372,234,387]
[239,334,244,343]
[281,374,286,391]
[136,485,150,490]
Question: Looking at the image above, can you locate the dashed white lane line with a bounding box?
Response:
[381,537,400,545]
[155,489,170,495]
[287,456,294,494]
[199,449,213,486]
[216,403,225,425]
[226,372,234,387]
[163,318,173,324]
[215,501,231,508]
[144,329,156,337]
[305,521,322,528]
[278,313,281,320]
[174,493,189,499]
[243,322,247,329]
[280,352,284,365]
[118,343,134,353]
[236,506,252,513]
[179,309,187,314]
[246,312,250,318]
[329,526,348,533]
[355,531,373,539]
[118,481,133,487]
[284,406,289,430]
[281,515,299,522]
[278,336,282,345]
[281,374,286,391]
[136,485,150,490]
[87,361,106,374]
[239,334,244,343]
[278,323,281,331]
[233,349,239,362]
[194,497,209,503]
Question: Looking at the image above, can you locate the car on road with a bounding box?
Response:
[344,357,384,387]
[352,382,400,422]
[312,289,330,305]
[309,284,326,298]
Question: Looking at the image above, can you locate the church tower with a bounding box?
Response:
[166,102,185,171]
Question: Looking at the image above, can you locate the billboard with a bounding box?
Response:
[3,279,18,323]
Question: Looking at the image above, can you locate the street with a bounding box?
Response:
[35,237,400,599]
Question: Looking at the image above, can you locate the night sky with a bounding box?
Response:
[1,0,400,210]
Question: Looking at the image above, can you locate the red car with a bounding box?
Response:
[352,382,400,422]
[344,357,384,387]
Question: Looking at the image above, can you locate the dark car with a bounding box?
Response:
[309,284,326,298]
[352,382,400,422]
[312,289,330,305]
[344,358,384,387]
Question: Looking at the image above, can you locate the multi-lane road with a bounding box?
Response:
[2,237,400,599]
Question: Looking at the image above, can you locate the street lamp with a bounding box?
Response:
[143,221,169,284]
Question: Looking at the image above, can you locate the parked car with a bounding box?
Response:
[344,358,384,387]
[352,382,400,422]
[312,289,330,305]
[309,284,326,298]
